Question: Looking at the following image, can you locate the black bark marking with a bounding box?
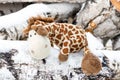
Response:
[0,10,5,16]
[0,49,19,80]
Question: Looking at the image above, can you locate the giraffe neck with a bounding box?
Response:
[44,23,57,36]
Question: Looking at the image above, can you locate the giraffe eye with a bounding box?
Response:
[34,33,36,35]
[30,35,32,37]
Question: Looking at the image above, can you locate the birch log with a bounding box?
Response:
[76,0,120,50]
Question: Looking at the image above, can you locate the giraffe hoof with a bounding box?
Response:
[81,53,102,76]
[58,53,68,62]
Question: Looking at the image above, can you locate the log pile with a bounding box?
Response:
[0,0,120,80]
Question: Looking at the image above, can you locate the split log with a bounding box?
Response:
[76,0,120,50]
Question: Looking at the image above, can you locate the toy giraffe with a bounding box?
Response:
[23,16,102,75]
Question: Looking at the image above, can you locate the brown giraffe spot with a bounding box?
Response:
[56,34,62,39]
[50,34,55,37]
[81,35,84,40]
[68,31,73,35]
[64,28,67,34]
[70,48,75,52]
[70,40,73,44]
[77,35,80,39]
[72,28,75,31]
[63,42,69,46]
[49,35,52,39]
[79,43,82,47]
[63,48,69,54]
[78,38,81,43]
[80,44,84,49]
[55,39,59,45]
[52,24,57,30]
[69,25,73,29]
[61,24,64,29]
[66,36,69,40]
[50,41,54,47]
[75,31,79,34]
[76,48,80,51]
[72,44,78,48]
[73,39,76,43]
[60,28,64,33]
[59,43,63,48]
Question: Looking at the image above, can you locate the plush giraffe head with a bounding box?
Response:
[23,16,54,36]
[28,30,51,60]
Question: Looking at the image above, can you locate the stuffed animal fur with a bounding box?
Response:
[24,16,102,76]
[28,30,51,60]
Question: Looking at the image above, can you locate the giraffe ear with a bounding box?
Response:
[23,25,31,35]
[37,26,48,36]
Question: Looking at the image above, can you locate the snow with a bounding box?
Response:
[0,40,28,52]
[0,67,15,80]
[0,39,83,79]
[0,3,80,29]
[0,3,50,29]
[0,32,119,79]
[86,32,104,50]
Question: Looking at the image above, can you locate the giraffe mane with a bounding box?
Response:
[23,16,54,35]
[28,16,54,25]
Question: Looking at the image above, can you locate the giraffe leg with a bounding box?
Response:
[50,40,54,47]
[81,46,102,75]
[58,38,70,62]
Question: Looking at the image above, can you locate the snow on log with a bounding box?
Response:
[0,3,80,40]
[0,33,118,80]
